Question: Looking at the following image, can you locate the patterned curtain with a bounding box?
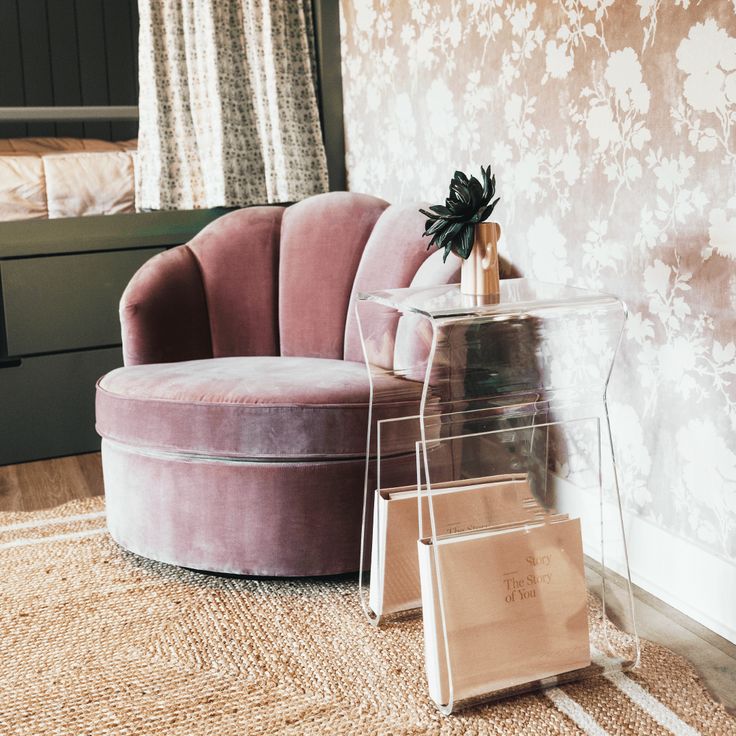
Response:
[137,0,329,210]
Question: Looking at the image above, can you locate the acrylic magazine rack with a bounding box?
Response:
[355,279,640,713]
[360,402,547,625]
[417,411,639,712]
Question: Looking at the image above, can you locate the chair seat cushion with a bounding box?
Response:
[96,356,422,460]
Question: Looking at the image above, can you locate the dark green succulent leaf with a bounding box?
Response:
[480,165,489,198]
[450,179,468,199]
[423,220,445,235]
[429,204,452,216]
[428,221,459,247]
[481,197,500,221]
[422,204,465,224]
[424,218,448,237]
[435,221,464,249]
[455,224,474,259]
[418,164,500,257]
[428,226,449,247]
[450,185,470,207]
[481,165,494,202]
[469,175,483,206]
[419,210,443,229]
[470,198,499,223]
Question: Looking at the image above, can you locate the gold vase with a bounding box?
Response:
[460,222,501,297]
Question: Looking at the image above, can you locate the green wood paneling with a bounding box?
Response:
[0,0,138,141]
[47,0,85,139]
[0,0,27,137]
[76,0,111,140]
[1,248,163,356]
[17,0,56,137]
[0,347,122,464]
[104,0,138,141]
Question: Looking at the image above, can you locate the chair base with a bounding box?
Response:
[101,439,414,577]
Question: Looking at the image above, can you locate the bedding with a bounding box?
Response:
[0,138,137,221]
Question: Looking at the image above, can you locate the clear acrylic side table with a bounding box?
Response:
[355,278,640,714]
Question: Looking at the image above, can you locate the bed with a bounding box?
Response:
[0,108,227,466]
[0,136,138,221]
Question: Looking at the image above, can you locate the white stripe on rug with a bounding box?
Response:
[591,647,702,736]
[604,671,702,736]
[0,510,106,534]
[545,687,610,736]
[0,527,108,550]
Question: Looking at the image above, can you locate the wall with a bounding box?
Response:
[340,0,736,640]
[0,0,138,140]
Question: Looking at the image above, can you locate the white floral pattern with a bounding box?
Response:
[340,0,736,562]
[672,18,736,160]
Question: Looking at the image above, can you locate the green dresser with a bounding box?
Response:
[0,210,226,465]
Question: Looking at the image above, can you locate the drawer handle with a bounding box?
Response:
[0,358,22,369]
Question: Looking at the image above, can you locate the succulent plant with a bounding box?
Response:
[419,165,500,262]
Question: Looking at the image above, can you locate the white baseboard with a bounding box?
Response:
[551,474,736,645]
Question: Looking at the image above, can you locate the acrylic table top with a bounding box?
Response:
[357,278,623,321]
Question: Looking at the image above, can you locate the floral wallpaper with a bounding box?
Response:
[339,0,736,563]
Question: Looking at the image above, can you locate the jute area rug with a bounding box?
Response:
[2,498,734,736]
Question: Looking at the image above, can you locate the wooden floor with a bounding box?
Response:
[1,453,735,714]
[0,452,104,512]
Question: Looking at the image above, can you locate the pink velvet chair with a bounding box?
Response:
[95,192,459,576]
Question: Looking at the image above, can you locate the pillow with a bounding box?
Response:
[43,150,136,218]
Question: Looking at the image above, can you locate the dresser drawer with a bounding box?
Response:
[0,348,122,465]
[0,248,162,356]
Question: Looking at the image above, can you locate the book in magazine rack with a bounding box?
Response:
[355,278,641,715]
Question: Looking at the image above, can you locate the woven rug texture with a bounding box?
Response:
[1,497,734,736]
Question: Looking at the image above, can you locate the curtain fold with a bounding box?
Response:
[137,0,329,210]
